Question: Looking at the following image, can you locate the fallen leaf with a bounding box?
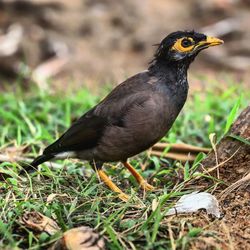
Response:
[20,211,61,235]
[0,145,28,163]
[166,192,221,218]
[151,198,159,212]
[51,226,106,250]
[47,193,69,203]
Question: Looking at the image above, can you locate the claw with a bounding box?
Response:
[140,180,155,191]
[118,192,130,202]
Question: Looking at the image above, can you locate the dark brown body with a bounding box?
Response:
[37,64,188,166]
[30,30,223,169]
[79,71,188,162]
[29,31,223,201]
[31,64,189,168]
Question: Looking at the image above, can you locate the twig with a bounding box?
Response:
[219,171,250,199]
[168,223,176,250]
[152,142,211,153]
[150,150,196,161]
[192,147,241,182]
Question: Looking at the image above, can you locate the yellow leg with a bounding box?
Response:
[123,162,155,191]
[97,169,129,202]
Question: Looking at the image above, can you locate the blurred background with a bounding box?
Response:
[0,0,250,92]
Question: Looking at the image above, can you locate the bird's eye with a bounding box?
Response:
[181,38,193,48]
[172,37,195,52]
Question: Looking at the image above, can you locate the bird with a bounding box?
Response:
[29,31,223,201]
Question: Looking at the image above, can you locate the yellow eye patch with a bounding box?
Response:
[172,37,195,52]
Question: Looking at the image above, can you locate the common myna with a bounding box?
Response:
[30,31,223,201]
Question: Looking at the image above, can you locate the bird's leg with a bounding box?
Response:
[122,162,154,191]
[97,169,129,202]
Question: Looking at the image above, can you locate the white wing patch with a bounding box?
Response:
[55,151,76,159]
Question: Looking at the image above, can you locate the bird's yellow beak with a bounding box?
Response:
[197,36,224,49]
[205,36,224,46]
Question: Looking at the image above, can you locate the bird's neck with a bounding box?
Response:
[148,59,190,111]
[148,59,190,88]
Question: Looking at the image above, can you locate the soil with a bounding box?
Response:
[185,190,250,250]
[185,187,250,249]
[167,160,250,249]
[188,106,250,249]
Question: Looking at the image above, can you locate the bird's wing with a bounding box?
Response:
[44,111,108,154]
[44,71,153,154]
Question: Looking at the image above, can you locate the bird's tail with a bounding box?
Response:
[19,154,54,174]
[30,154,54,168]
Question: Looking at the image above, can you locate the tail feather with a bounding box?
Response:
[30,154,54,168]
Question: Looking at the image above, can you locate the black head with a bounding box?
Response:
[154,30,223,63]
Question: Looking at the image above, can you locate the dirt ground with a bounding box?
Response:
[178,190,250,249]
[1,0,250,91]
[188,186,250,249]
[166,147,250,249]
[190,107,250,249]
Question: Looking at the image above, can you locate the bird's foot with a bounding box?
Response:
[118,192,130,202]
[140,180,155,191]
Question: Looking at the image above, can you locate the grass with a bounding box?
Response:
[0,78,249,249]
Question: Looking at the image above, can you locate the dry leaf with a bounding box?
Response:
[209,133,217,152]
[20,211,61,235]
[51,226,105,250]
[151,198,159,212]
[166,192,221,218]
[47,193,69,203]
[0,145,28,163]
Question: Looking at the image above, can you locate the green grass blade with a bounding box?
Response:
[224,96,241,134]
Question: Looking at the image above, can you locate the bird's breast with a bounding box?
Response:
[93,90,186,162]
